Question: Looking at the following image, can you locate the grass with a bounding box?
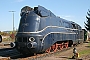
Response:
[87,41,90,45]
[79,49,90,57]
[68,42,90,58]
[79,42,90,57]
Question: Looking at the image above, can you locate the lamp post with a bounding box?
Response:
[9,11,15,32]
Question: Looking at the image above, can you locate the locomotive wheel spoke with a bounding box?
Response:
[65,42,68,48]
[58,44,63,50]
[46,42,69,53]
[45,47,51,53]
[51,44,55,51]
[53,43,58,52]
[63,42,68,48]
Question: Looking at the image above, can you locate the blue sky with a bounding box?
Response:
[0,0,90,31]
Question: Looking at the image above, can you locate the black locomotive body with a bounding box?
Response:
[11,5,84,54]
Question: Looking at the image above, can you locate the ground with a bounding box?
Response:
[0,42,10,48]
[41,42,90,60]
[0,42,90,60]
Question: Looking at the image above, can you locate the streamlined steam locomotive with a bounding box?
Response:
[11,5,84,54]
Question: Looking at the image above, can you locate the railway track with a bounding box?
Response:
[17,47,73,60]
[20,44,83,60]
[0,48,23,59]
[0,47,72,60]
[0,43,82,60]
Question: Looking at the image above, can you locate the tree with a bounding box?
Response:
[85,9,90,31]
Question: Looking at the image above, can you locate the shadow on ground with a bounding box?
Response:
[57,56,82,60]
[85,46,90,48]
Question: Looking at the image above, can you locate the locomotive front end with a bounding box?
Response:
[10,6,42,54]
[13,35,39,54]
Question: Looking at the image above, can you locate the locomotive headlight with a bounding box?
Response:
[29,37,35,42]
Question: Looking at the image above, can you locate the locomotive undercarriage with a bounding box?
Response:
[45,40,73,53]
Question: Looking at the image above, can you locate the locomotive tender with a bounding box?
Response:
[11,5,84,54]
